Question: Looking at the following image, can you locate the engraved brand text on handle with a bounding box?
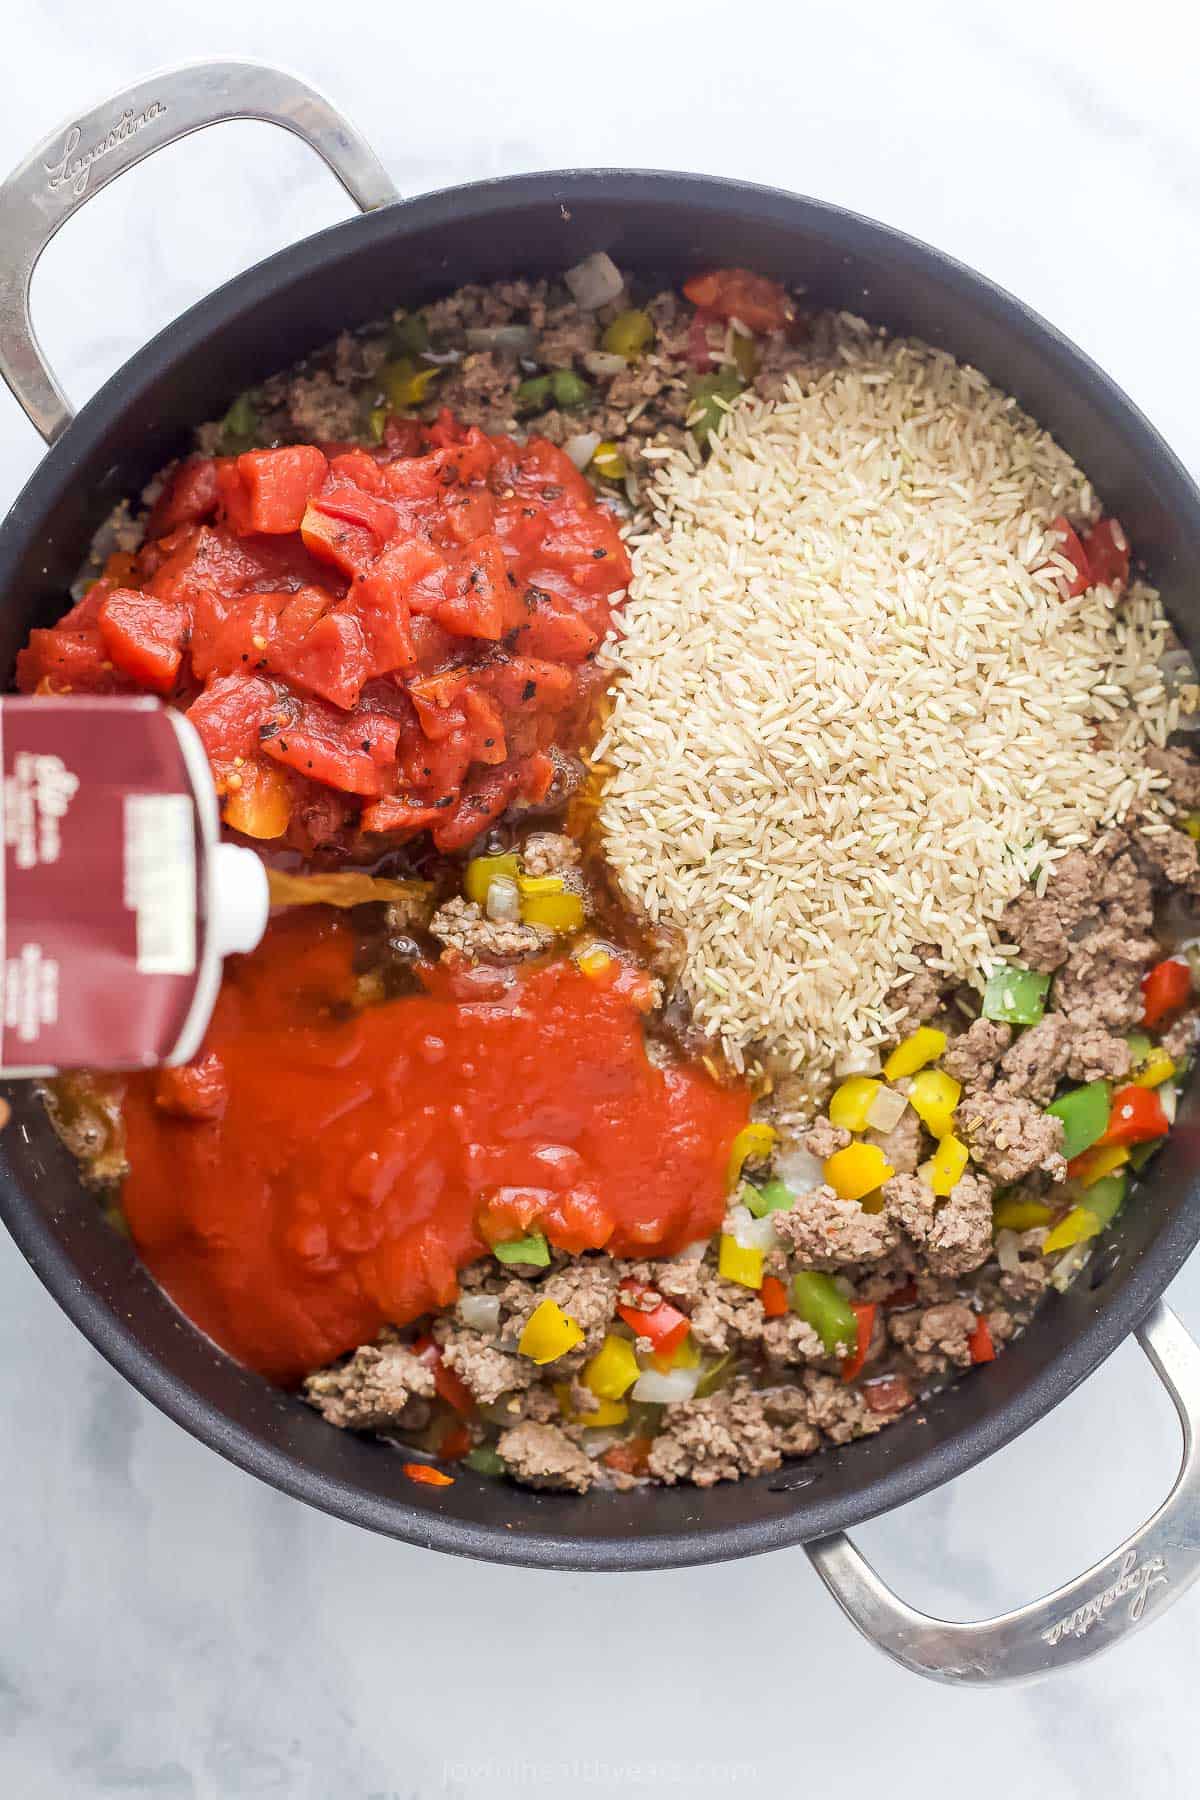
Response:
[44,102,168,201]
[1040,1549,1168,1647]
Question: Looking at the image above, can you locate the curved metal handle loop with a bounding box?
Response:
[806,1299,1200,1684]
[0,59,399,444]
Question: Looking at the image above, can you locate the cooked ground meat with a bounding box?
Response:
[887,951,945,1027]
[647,1381,793,1486]
[435,1330,536,1406]
[865,1105,922,1175]
[771,1184,900,1268]
[888,1302,977,1375]
[496,1422,594,1494]
[303,1337,435,1431]
[1146,745,1200,811]
[429,897,551,962]
[941,1019,1012,1086]
[801,1118,851,1159]
[520,833,583,879]
[959,1090,1066,1185]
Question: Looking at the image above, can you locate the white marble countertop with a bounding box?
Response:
[3,1,1200,1792]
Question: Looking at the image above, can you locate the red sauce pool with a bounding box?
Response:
[120,912,750,1381]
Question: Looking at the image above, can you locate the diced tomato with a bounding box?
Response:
[1100,1083,1169,1147]
[261,699,400,796]
[862,1373,913,1414]
[683,268,794,333]
[146,459,221,536]
[97,589,189,693]
[223,446,328,535]
[1082,517,1130,593]
[310,478,397,543]
[412,1335,476,1417]
[1141,957,1192,1028]
[358,795,445,838]
[616,1280,691,1354]
[299,498,379,576]
[478,655,576,713]
[431,761,523,852]
[187,674,280,765]
[968,1312,996,1365]
[601,1436,653,1478]
[153,1052,228,1121]
[760,1274,789,1318]
[841,1302,877,1383]
[436,534,518,640]
[1047,514,1092,596]
[15,625,120,694]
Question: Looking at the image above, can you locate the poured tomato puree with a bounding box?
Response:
[120,913,749,1381]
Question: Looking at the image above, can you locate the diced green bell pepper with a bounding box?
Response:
[731,331,758,380]
[1045,1079,1111,1161]
[220,390,259,450]
[791,1271,857,1356]
[693,1351,734,1399]
[981,963,1050,1026]
[390,311,429,357]
[1083,1171,1127,1229]
[463,1445,506,1476]
[550,368,592,409]
[515,374,553,413]
[743,1178,793,1218]
[1125,1032,1153,1070]
[493,1231,551,1267]
[688,369,744,445]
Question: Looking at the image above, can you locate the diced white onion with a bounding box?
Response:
[673,1238,711,1263]
[583,350,628,378]
[836,1042,883,1077]
[1051,1242,1093,1292]
[486,876,521,923]
[866,1087,908,1134]
[773,1144,824,1194]
[631,1366,703,1404]
[1160,1081,1179,1125]
[995,1229,1023,1276]
[564,251,624,310]
[457,1293,502,1333]
[726,1203,781,1252]
[563,431,602,471]
[465,324,536,355]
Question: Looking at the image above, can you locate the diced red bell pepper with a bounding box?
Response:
[223,446,328,535]
[601,1436,653,1478]
[153,1051,228,1121]
[1047,515,1092,596]
[968,1312,996,1365]
[1082,517,1130,593]
[97,589,189,693]
[760,1274,789,1318]
[413,1335,475,1417]
[438,1422,473,1461]
[617,1281,691,1355]
[1100,1083,1169,1147]
[1142,957,1191,1028]
[683,269,794,333]
[841,1302,877,1383]
[401,1462,455,1488]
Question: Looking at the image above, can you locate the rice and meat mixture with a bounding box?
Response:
[38,257,1200,1494]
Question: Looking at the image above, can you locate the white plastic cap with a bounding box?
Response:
[208,842,270,959]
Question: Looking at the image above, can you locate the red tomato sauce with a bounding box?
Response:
[119,912,750,1382]
[17,414,631,859]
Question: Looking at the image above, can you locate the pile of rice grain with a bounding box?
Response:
[595,313,1178,1077]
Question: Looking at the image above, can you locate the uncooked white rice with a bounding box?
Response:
[595,313,1178,1077]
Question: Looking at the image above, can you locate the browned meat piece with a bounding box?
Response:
[887,949,944,1028]
[997,888,1070,972]
[802,1371,898,1443]
[865,1105,922,1175]
[942,1019,1012,1085]
[959,1089,1066,1184]
[537,1260,621,1354]
[497,1421,594,1494]
[986,1306,1016,1344]
[429,897,551,963]
[1134,823,1200,891]
[801,1117,850,1160]
[1163,1010,1200,1062]
[646,1382,785,1486]
[994,1227,1051,1302]
[761,1386,822,1455]
[436,1331,535,1406]
[520,832,583,878]
[645,288,693,360]
[434,350,518,433]
[303,1338,434,1432]
[287,368,362,441]
[925,1171,994,1277]
[771,1185,900,1268]
[1146,745,1200,811]
[536,307,599,365]
[760,1315,826,1366]
[686,1267,770,1355]
[1054,924,1159,1034]
[882,1171,935,1240]
[888,1301,976,1374]
[1065,1028,1132,1084]
[995,1014,1071,1104]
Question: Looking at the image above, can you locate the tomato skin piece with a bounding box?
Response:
[687,308,715,372]
[1048,514,1092,596]
[1142,957,1192,1028]
[97,588,189,693]
[412,1335,476,1417]
[1082,516,1130,593]
[402,1463,455,1488]
[683,268,794,333]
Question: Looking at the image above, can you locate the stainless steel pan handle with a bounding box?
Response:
[807,1299,1200,1684]
[0,59,399,445]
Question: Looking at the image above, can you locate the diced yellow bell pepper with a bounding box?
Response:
[920,1133,969,1197]
[728,1121,777,1187]
[583,1333,641,1400]
[576,945,613,979]
[464,852,521,907]
[516,873,565,897]
[651,1332,702,1373]
[883,1027,948,1081]
[824,1142,894,1202]
[992,1195,1055,1232]
[590,440,627,483]
[1042,1206,1102,1255]
[718,1234,764,1289]
[520,889,585,933]
[828,1077,882,1134]
[1073,1143,1130,1188]
[554,1385,629,1428]
[1183,813,1200,841]
[907,1068,962,1140]
[518,1298,585,1365]
[381,358,440,409]
[1132,1048,1176,1088]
